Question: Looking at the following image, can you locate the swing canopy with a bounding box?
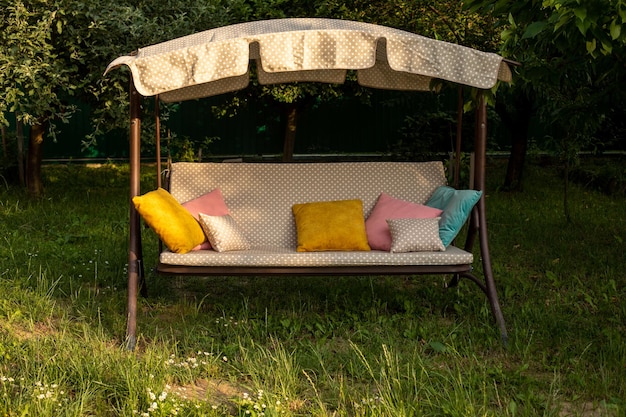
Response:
[106,17,511,102]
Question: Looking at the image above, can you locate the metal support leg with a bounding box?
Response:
[474,93,508,345]
[126,82,143,351]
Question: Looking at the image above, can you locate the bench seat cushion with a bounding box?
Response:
[160,245,473,267]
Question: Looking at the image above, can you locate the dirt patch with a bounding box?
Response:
[170,379,309,413]
[170,378,243,405]
[3,321,57,341]
[559,401,618,417]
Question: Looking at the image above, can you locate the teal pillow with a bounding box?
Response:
[426,186,482,247]
[425,185,457,210]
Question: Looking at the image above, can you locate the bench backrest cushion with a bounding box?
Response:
[168,161,447,248]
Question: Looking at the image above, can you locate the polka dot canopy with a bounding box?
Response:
[105,18,512,102]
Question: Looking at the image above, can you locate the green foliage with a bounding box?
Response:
[0,0,246,167]
[466,0,626,214]
[392,110,456,161]
[321,0,500,50]
[1,0,504,167]
[465,0,625,129]
[570,157,626,195]
[166,135,220,162]
[208,2,370,144]
[207,0,501,149]
[68,0,246,147]
[541,0,626,57]
[0,0,78,132]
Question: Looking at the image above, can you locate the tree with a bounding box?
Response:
[466,0,626,198]
[0,0,78,196]
[208,0,366,161]
[0,0,246,195]
[321,0,498,50]
[1,0,500,181]
[321,0,502,169]
[209,0,499,161]
[59,0,247,155]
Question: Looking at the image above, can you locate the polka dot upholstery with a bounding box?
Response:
[105,18,512,102]
[198,213,251,252]
[161,161,474,267]
[161,245,472,267]
[386,218,445,253]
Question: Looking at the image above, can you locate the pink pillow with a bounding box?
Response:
[191,241,213,251]
[182,189,230,250]
[365,192,443,251]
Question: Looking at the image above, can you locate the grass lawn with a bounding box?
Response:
[0,159,624,416]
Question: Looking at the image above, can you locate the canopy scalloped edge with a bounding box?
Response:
[105,18,511,102]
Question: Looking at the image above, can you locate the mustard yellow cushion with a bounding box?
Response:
[132,188,206,254]
[292,199,371,252]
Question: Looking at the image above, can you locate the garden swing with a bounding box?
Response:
[106,18,514,350]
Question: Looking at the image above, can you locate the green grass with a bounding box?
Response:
[0,160,624,416]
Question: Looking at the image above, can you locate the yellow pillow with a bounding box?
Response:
[292,199,371,252]
[132,188,206,254]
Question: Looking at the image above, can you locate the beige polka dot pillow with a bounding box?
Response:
[386,218,445,253]
[198,213,251,252]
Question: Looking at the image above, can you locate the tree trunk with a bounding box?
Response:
[504,125,529,190]
[561,133,575,223]
[1,125,7,159]
[496,92,533,191]
[16,119,26,187]
[563,156,571,223]
[26,121,47,197]
[282,105,298,162]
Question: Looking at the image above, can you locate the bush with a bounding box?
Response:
[570,157,626,196]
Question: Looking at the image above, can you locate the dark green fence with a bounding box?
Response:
[3,88,511,162]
